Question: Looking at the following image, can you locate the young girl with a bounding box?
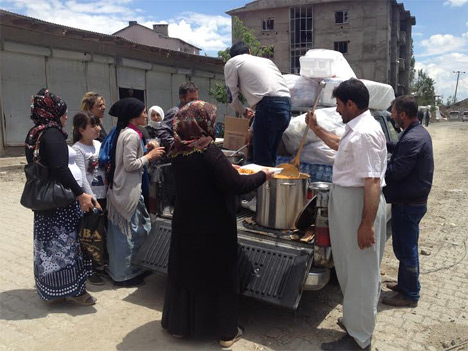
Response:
[72,111,108,285]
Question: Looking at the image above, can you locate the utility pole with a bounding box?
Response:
[453,71,466,104]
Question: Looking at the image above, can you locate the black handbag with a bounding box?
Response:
[20,132,76,211]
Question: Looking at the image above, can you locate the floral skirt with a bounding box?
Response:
[33,201,93,300]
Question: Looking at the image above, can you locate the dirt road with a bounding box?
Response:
[0,121,467,350]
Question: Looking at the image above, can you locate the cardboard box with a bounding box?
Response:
[223,116,250,151]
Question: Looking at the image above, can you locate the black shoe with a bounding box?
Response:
[114,276,145,287]
[321,334,370,351]
[88,273,105,285]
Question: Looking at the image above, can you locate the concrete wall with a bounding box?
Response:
[313,1,390,82]
[232,0,413,93]
[234,7,291,73]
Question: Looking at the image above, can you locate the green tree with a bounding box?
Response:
[209,16,273,104]
[411,69,436,106]
[445,95,454,106]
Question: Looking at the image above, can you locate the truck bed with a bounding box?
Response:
[133,210,319,310]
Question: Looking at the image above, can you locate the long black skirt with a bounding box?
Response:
[161,280,238,340]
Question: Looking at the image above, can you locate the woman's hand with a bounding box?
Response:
[261,168,275,181]
[146,146,165,161]
[94,200,103,211]
[77,193,95,212]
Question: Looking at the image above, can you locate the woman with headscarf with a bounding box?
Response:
[106,97,165,287]
[161,100,274,347]
[146,105,165,139]
[25,88,96,306]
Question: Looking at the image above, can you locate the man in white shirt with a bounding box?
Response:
[306,79,387,350]
[224,41,291,166]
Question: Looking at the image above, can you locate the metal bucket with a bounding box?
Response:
[310,182,331,208]
[257,173,310,229]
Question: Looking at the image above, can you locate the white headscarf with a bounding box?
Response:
[148,105,165,128]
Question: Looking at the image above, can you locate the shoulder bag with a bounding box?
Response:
[20,132,76,211]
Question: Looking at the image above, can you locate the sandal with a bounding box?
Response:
[220,326,244,348]
[65,292,96,306]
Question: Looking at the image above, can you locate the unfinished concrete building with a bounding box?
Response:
[227,0,415,96]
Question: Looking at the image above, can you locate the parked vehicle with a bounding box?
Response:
[449,111,460,121]
[134,109,399,310]
[461,111,468,122]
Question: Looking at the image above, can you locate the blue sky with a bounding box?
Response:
[1,0,467,102]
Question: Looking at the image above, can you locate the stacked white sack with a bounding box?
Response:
[282,107,345,165]
[283,74,319,107]
[300,49,356,80]
[320,78,395,110]
[360,79,395,110]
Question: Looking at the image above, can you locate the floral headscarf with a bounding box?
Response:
[25,88,68,149]
[169,100,217,157]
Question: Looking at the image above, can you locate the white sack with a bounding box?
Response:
[300,49,356,79]
[282,107,345,155]
[320,78,345,106]
[361,79,395,110]
[320,78,396,110]
[301,140,337,165]
[283,74,320,107]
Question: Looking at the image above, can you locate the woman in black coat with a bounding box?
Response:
[161,100,273,347]
[25,89,96,305]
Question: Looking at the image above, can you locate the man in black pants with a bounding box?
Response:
[383,95,434,307]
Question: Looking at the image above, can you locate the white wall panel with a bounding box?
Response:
[46,57,87,135]
[146,71,173,113]
[171,74,188,107]
[86,62,114,131]
[1,52,46,145]
[117,66,145,90]
[194,76,210,103]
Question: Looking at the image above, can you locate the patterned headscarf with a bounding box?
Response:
[169,100,217,157]
[25,88,68,149]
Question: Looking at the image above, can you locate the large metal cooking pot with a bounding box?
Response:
[221,149,245,165]
[257,173,310,229]
[310,182,331,208]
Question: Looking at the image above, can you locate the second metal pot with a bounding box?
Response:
[221,149,245,165]
[256,173,310,229]
[310,182,331,208]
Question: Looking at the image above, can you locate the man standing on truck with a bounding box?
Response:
[382,95,434,308]
[224,41,291,166]
[306,79,387,351]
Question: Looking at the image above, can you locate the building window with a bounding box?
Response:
[290,6,313,73]
[335,10,348,24]
[334,41,348,54]
[262,18,274,31]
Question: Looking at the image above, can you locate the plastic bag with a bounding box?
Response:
[283,74,320,107]
[79,209,107,266]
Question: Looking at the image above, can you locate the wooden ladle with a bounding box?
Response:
[277,80,327,178]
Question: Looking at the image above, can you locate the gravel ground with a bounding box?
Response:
[0,121,467,351]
